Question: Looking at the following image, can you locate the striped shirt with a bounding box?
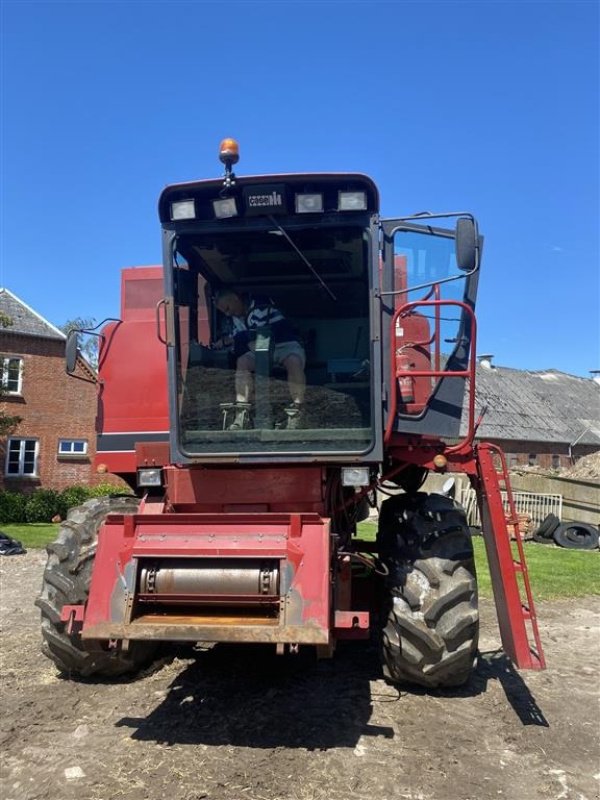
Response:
[232,295,298,356]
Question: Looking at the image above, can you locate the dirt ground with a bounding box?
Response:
[1,551,599,800]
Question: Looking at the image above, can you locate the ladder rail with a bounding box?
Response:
[486,443,546,668]
[475,442,546,670]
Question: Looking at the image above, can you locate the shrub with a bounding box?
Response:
[0,490,28,524]
[59,485,92,511]
[88,482,132,498]
[25,489,64,523]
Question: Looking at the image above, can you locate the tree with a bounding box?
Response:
[60,317,99,370]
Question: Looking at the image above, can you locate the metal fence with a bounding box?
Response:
[458,486,563,528]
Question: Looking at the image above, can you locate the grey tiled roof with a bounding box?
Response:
[461,365,600,446]
[0,288,66,341]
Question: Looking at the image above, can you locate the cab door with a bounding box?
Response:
[380,215,481,440]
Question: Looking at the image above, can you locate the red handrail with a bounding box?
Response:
[384,299,477,448]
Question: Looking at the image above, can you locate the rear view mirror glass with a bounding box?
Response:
[65,330,79,374]
[455,218,477,271]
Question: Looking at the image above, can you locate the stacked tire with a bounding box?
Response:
[532,513,561,544]
[532,513,599,550]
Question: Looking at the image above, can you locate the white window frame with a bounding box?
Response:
[1,356,23,395]
[58,439,88,456]
[5,437,39,477]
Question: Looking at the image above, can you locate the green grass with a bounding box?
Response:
[472,537,600,600]
[1,523,59,549]
[357,520,599,600]
[4,521,599,600]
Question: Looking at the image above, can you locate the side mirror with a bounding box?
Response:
[455,218,478,271]
[65,330,80,374]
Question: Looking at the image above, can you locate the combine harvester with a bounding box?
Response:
[38,140,545,686]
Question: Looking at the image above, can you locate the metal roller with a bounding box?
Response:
[138,558,280,604]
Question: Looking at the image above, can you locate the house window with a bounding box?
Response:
[552,454,561,469]
[1,357,23,394]
[58,439,88,456]
[528,453,537,466]
[5,438,38,476]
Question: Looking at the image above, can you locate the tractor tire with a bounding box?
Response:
[532,513,561,540]
[377,492,479,689]
[533,531,555,545]
[36,496,157,679]
[552,522,599,550]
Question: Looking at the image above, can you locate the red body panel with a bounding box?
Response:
[94,267,169,476]
[166,465,326,512]
[83,512,333,645]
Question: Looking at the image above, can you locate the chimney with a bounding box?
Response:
[478,353,494,369]
[590,370,600,386]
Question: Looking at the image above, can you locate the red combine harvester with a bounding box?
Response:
[38,140,545,686]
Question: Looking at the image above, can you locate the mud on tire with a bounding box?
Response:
[36,496,157,678]
[377,492,478,688]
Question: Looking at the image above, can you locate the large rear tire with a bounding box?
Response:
[36,496,157,679]
[377,492,479,688]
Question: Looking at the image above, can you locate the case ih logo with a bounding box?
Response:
[248,191,282,208]
[243,184,287,215]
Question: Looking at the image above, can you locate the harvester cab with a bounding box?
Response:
[160,142,479,467]
[38,140,545,687]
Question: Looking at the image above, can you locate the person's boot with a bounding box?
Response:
[221,402,252,430]
[284,402,304,430]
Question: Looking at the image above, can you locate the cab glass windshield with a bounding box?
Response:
[172,224,373,455]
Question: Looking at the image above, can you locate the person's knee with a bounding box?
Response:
[237,353,255,371]
[283,354,304,374]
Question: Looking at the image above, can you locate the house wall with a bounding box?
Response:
[484,439,599,470]
[1,332,111,492]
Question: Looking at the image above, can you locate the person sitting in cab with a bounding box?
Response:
[214,289,306,429]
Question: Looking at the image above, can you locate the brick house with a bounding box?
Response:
[461,356,600,469]
[0,288,100,492]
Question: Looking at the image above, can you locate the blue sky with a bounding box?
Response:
[1,0,598,377]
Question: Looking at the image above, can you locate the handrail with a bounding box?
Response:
[155,298,175,346]
[384,299,477,449]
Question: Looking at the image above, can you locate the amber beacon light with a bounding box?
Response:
[219,138,240,166]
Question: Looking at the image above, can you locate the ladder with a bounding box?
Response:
[475,442,546,669]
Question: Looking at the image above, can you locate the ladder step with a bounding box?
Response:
[512,560,523,572]
[521,604,531,620]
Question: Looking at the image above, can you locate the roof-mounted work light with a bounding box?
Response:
[213,197,238,219]
[295,193,324,213]
[338,191,367,211]
[170,199,196,220]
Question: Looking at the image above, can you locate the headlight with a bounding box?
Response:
[137,468,163,487]
[341,467,370,487]
[295,193,323,213]
[213,197,238,219]
[170,200,196,220]
[338,191,367,211]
